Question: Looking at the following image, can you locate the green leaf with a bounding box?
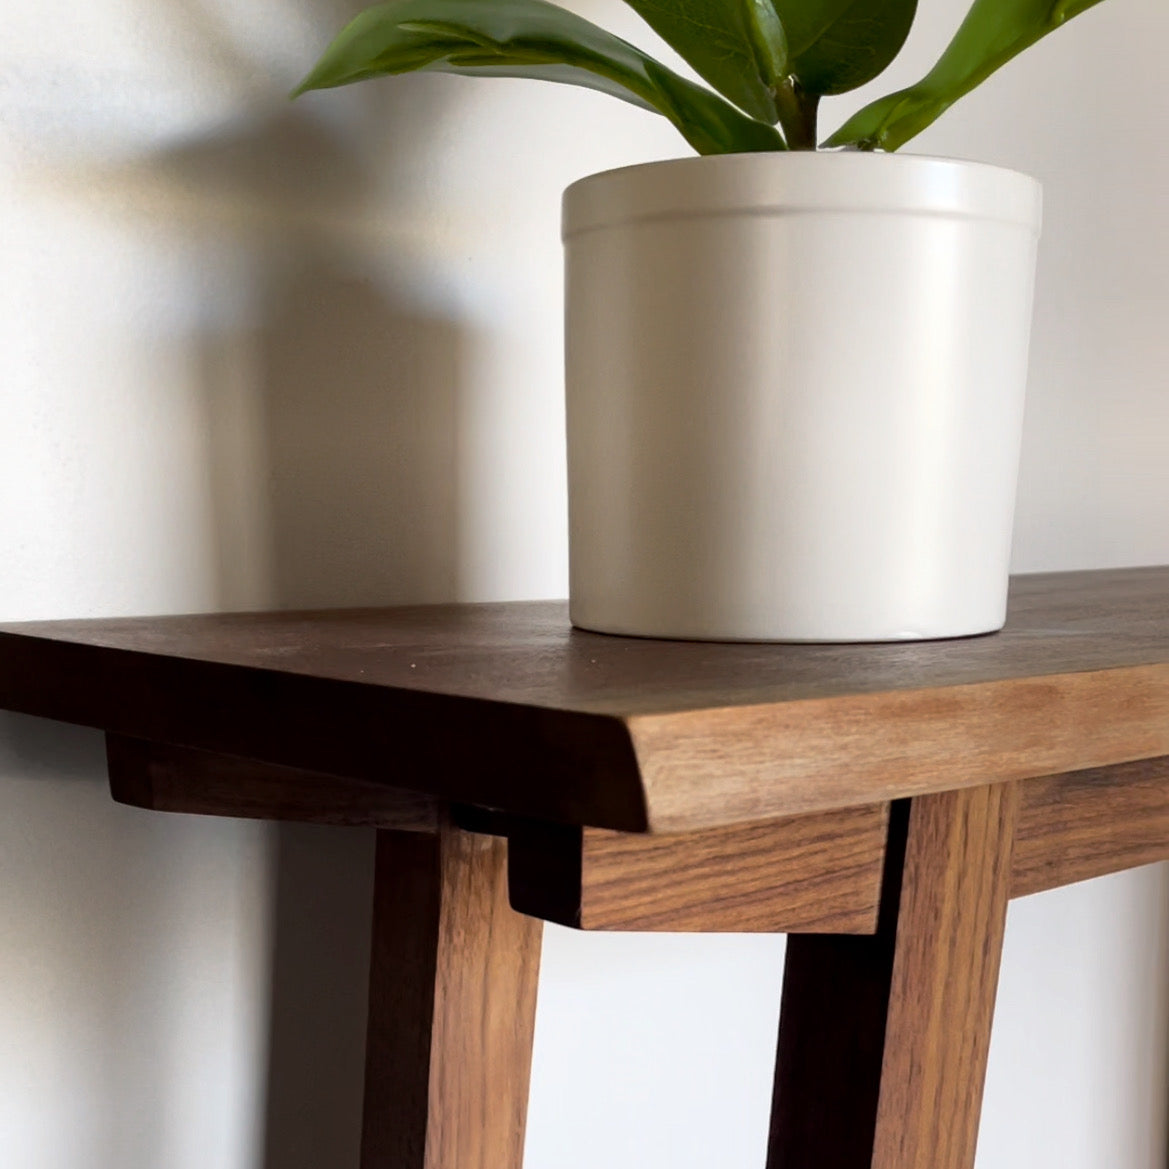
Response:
[826,0,1108,149]
[617,0,787,122]
[294,0,785,156]
[775,0,918,95]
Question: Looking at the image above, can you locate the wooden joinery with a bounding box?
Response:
[507,804,889,934]
[361,826,541,1169]
[768,784,1018,1169]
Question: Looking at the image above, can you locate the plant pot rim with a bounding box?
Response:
[562,151,1043,240]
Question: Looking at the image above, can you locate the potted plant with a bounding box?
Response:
[295,0,1104,642]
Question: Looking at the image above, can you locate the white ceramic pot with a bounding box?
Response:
[563,152,1043,642]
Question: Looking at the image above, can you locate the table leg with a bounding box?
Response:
[360,825,543,1169]
[767,783,1018,1169]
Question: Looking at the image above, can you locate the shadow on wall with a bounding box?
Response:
[153,105,467,612]
[128,30,469,1168]
[260,820,378,1169]
[255,261,462,610]
[246,250,464,1169]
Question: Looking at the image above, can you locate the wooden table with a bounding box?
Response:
[2,566,1168,1169]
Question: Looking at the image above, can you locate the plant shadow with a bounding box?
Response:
[138,45,468,1169]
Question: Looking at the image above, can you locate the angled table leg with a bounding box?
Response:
[361,824,543,1169]
[767,782,1018,1169]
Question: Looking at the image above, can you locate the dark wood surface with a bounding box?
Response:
[361,825,541,1169]
[1012,756,1169,896]
[9,572,1169,1169]
[3,567,1168,830]
[508,805,889,933]
[107,736,439,830]
[769,786,1017,1169]
[107,736,1169,929]
[870,784,1017,1169]
[766,802,910,1169]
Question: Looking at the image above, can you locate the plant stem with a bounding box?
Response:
[774,78,820,150]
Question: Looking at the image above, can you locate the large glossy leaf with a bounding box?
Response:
[617,0,787,122]
[827,0,1108,149]
[294,0,785,155]
[775,0,918,95]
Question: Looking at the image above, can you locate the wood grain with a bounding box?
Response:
[1012,756,1169,896]
[628,664,1169,830]
[0,629,647,829]
[107,734,1169,908]
[361,825,541,1169]
[2,567,1168,830]
[508,805,889,933]
[106,735,439,830]
[768,786,1017,1169]
[766,802,911,1169]
[870,783,1018,1169]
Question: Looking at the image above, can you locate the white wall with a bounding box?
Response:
[1,0,1166,1166]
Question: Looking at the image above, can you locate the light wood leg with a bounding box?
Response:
[360,825,542,1169]
[767,783,1017,1169]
